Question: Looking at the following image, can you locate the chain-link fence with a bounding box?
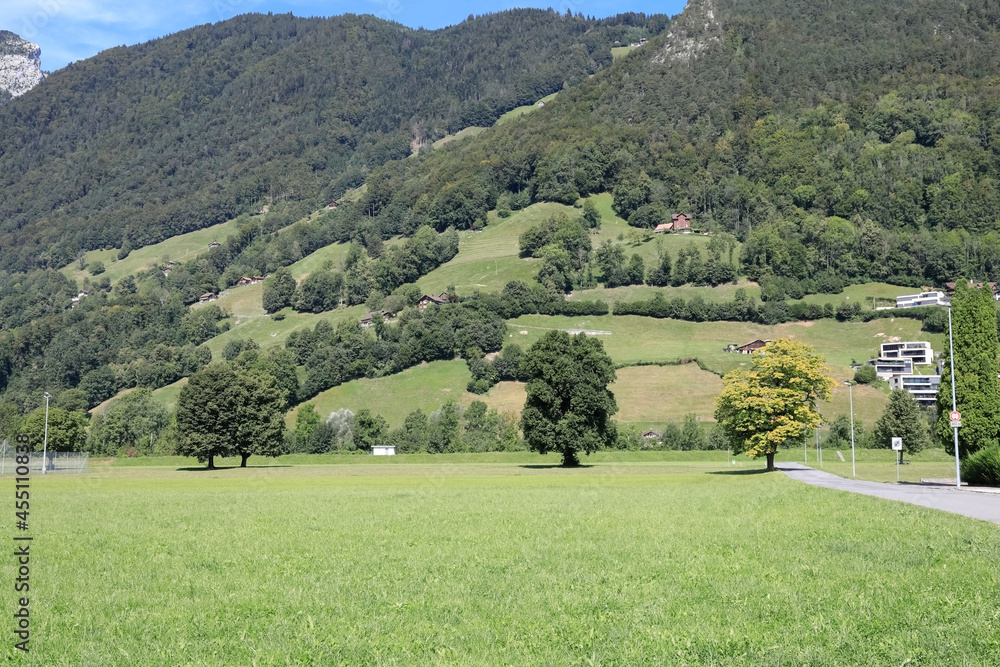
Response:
[0,442,89,474]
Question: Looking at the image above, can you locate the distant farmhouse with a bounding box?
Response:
[945,281,1000,300]
[671,213,692,232]
[417,293,449,311]
[653,213,692,234]
[725,339,769,354]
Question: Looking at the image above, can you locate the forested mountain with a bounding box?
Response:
[358,0,1000,288]
[0,10,667,271]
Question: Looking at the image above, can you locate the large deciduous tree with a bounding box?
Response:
[177,363,239,468]
[520,330,618,467]
[177,363,287,468]
[715,339,835,470]
[935,282,1000,457]
[262,267,296,313]
[232,370,286,467]
[21,407,88,452]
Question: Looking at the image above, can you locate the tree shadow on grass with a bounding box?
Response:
[707,469,772,476]
[519,464,596,470]
[176,465,293,471]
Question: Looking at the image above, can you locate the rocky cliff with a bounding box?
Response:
[0,30,44,97]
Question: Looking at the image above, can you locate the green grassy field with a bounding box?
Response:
[290,360,475,428]
[611,45,639,60]
[505,314,925,375]
[570,279,761,304]
[495,92,558,124]
[474,363,723,427]
[781,447,962,483]
[59,218,242,286]
[432,126,487,148]
[8,459,999,665]
[794,282,924,309]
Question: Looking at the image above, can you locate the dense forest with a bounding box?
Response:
[0,9,667,272]
[349,0,1000,288]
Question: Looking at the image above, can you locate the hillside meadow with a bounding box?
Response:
[6,460,999,665]
[59,218,241,286]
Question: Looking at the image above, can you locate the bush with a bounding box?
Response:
[853,365,878,384]
[961,444,1000,486]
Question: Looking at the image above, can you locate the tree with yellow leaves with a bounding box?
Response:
[715,339,836,470]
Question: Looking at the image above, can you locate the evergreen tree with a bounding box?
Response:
[935,283,1000,457]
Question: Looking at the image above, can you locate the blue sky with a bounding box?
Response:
[2,0,687,72]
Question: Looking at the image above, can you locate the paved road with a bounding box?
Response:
[778,463,1000,525]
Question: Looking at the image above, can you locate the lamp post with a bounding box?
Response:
[844,381,856,478]
[42,392,51,475]
[947,306,960,488]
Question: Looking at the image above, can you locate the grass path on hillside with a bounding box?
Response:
[15,464,1000,664]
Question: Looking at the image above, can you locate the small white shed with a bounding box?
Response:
[372,445,397,456]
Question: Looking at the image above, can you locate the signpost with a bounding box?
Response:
[947,308,961,488]
[891,437,903,481]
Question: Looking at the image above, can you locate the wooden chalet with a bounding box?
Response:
[654,222,673,233]
[360,310,390,330]
[671,213,692,231]
[198,292,218,303]
[208,240,221,249]
[417,293,449,311]
[734,339,769,354]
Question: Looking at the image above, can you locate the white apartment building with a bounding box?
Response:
[895,291,949,308]
[880,341,934,366]
[868,357,914,378]
[888,374,940,408]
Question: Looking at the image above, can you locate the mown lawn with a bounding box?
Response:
[10,460,1000,665]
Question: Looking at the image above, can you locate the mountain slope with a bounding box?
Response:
[0,10,667,272]
[355,0,1000,287]
[0,30,44,98]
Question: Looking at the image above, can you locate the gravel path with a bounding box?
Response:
[778,462,1000,525]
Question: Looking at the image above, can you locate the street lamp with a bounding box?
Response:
[843,381,856,478]
[947,306,960,488]
[42,392,51,475]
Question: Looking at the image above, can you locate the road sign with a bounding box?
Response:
[950,410,961,421]
[891,437,903,451]
[951,420,962,428]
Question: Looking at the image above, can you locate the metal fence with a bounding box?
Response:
[0,442,89,474]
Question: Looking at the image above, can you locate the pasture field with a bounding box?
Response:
[505,313,926,376]
[495,92,559,124]
[475,364,724,427]
[569,279,761,304]
[611,45,639,60]
[59,218,242,286]
[290,360,475,428]
[7,458,999,665]
[432,126,487,148]
[200,304,368,359]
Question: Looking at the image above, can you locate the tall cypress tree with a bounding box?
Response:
[935,282,1000,457]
